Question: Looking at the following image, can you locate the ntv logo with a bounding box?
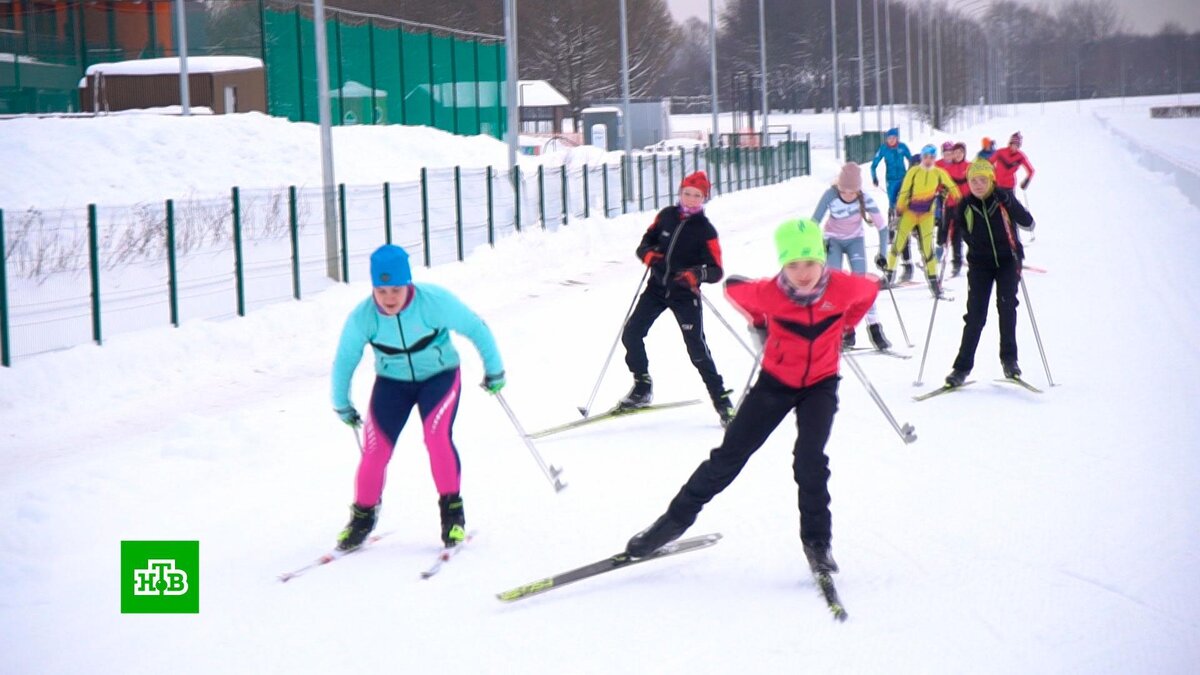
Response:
[121,541,199,613]
[133,559,189,596]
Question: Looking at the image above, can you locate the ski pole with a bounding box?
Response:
[913,225,953,386]
[493,391,567,493]
[1019,276,1056,387]
[698,291,757,359]
[883,279,913,347]
[1021,188,1036,243]
[843,351,917,444]
[737,347,763,409]
[352,426,364,453]
[578,267,650,418]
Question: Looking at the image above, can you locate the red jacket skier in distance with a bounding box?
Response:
[725,267,879,389]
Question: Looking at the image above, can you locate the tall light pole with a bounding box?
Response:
[856,0,866,132]
[174,0,190,116]
[832,0,840,159]
[931,12,940,128]
[872,0,882,131]
[885,0,894,128]
[758,0,769,143]
[312,0,339,281]
[619,0,634,199]
[916,3,923,134]
[927,5,935,129]
[504,0,518,176]
[709,0,720,148]
[905,6,913,139]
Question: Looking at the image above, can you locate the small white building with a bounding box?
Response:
[518,79,569,134]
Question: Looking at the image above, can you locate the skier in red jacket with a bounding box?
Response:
[989,132,1035,200]
[624,218,879,575]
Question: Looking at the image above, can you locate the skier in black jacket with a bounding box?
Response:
[620,170,734,426]
[945,159,1036,387]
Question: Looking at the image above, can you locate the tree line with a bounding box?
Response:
[219,1,1199,123]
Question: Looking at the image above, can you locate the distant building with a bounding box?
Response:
[518,79,569,134]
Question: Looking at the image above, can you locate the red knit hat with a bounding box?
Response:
[680,171,711,199]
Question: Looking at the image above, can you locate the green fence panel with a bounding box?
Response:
[336,21,375,125]
[372,24,404,126]
[454,38,480,136]
[478,41,505,138]
[264,8,303,122]
[402,30,433,128]
[429,33,455,133]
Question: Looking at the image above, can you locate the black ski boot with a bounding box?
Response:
[803,540,839,574]
[951,258,963,277]
[842,329,856,350]
[928,276,947,300]
[438,493,466,547]
[899,263,914,284]
[867,322,891,351]
[618,373,653,409]
[336,503,379,551]
[945,369,969,387]
[626,512,690,558]
[1002,360,1022,379]
[712,389,735,429]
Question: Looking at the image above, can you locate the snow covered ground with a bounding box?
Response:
[2,95,1199,673]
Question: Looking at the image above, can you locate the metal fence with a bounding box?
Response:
[0,140,810,366]
[844,131,885,164]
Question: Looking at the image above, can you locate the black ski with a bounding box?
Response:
[843,347,912,360]
[496,533,722,602]
[529,400,702,439]
[994,377,1044,393]
[912,380,975,401]
[815,571,848,622]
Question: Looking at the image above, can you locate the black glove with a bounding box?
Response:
[872,178,880,188]
[1020,219,1035,232]
[874,253,888,272]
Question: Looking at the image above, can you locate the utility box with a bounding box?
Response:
[581,106,623,151]
[588,98,670,148]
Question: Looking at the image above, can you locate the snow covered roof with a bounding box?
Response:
[83,56,263,78]
[580,106,622,115]
[330,81,388,98]
[518,80,570,108]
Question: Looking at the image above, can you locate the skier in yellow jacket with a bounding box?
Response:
[884,144,959,299]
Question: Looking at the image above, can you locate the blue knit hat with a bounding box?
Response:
[920,144,937,157]
[370,244,412,287]
[886,127,900,138]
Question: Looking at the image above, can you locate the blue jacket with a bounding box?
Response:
[870,142,913,184]
[331,283,504,410]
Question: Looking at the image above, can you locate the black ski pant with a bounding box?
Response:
[622,287,726,399]
[952,259,1020,372]
[665,373,839,544]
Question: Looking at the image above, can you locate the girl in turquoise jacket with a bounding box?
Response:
[330,244,505,552]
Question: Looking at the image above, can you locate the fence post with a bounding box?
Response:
[289,186,300,299]
[652,153,659,209]
[338,183,349,282]
[637,155,644,211]
[805,134,811,175]
[166,199,179,327]
[602,163,610,217]
[582,164,590,219]
[513,165,522,232]
[621,156,629,214]
[560,165,568,226]
[538,165,546,229]
[88,204,102,345]
[454,166,464,261]
[232,187,246,316]
[421,168,432,267]
[383,181,392,245]
[486,166,495,247]
[0,209,10,366]
[666,153,673,206]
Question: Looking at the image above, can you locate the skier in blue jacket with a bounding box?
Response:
[330,244,506,552]
[870,128,917,282]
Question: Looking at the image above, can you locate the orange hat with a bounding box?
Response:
[680,171,711,199]
[981,136,993,149]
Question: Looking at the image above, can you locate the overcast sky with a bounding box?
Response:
[666,0,1200,35]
